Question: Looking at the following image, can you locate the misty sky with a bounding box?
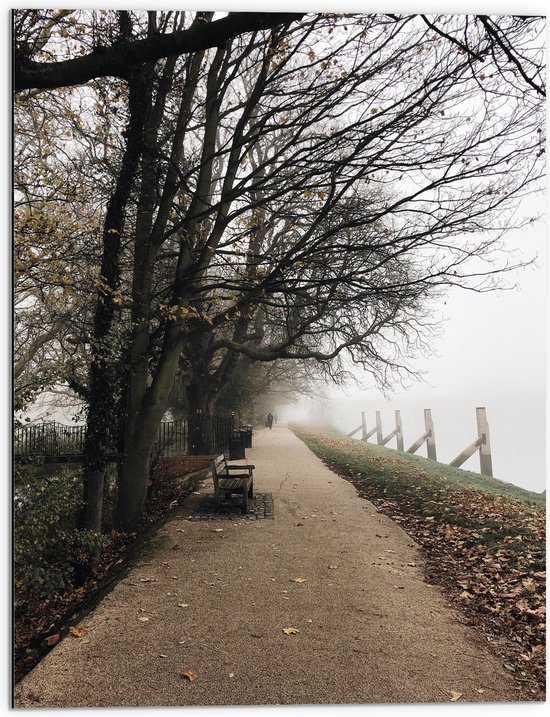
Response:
[282,211,547,493]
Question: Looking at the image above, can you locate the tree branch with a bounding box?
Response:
[14,12,304,92]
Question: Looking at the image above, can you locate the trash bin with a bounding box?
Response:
[229,428,246,460]
[241,424,253,448]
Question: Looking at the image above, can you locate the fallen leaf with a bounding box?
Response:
[69,626,84,638]
[138,617,150,622]
[213,528,224,533]
[45,633,60,646]
[290,577,306,583]
[159,654,168,658]
[171,544,181,550]
[180,668,199,682]
[229,672,235,678]
[450,691,462,702]
[140,577,157,583]
[282,627,300,635]
[178,603,189,608]
[328,565,338,570]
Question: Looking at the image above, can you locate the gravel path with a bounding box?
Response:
[14,425,520,707]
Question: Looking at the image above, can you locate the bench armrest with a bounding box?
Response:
[226,464,255,470]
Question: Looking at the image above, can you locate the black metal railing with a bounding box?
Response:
[14,422,87,458]
[14,414,234,462]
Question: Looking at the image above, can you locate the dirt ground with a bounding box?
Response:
[14,425,523,708]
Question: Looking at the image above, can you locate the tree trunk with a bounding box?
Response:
[115,324,185,532]
[81,66,149,536]
[186,376,215,416]
[115,422,159,533]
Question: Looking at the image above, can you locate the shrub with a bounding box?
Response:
[14,464,102,604]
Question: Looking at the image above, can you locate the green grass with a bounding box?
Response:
[293,423,545,506]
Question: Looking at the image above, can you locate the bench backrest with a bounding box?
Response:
[211,454,227,500]
[212,454,227,475]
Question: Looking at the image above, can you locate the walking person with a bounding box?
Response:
[266,412,274,430]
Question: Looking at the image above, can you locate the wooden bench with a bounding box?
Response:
[210,454,255,514]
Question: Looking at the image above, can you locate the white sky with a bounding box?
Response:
[318,208,547,493]
[283,211,547,492]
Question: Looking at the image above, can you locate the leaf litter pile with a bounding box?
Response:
[293,427,545,700]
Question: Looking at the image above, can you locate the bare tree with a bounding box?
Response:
[13,12,545,534]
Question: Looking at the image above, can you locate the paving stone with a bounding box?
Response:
[190,493,274,519]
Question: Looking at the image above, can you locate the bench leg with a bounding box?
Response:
[248,481,253,498]
[242,487,249,514]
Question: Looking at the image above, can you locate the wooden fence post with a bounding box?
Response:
[425,409,436,461]
[376,411,383,444]
[395,410,404,451]
[405,409,436,460]
[361,411,367,441]
[476,407,493,477]
[450,407,492,476]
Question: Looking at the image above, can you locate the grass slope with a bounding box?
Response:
[291,424,546,699]
[303,423,544,505]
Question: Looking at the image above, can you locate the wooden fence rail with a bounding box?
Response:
[347,407,492,476]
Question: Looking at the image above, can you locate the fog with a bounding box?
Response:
[280,221,547,495]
